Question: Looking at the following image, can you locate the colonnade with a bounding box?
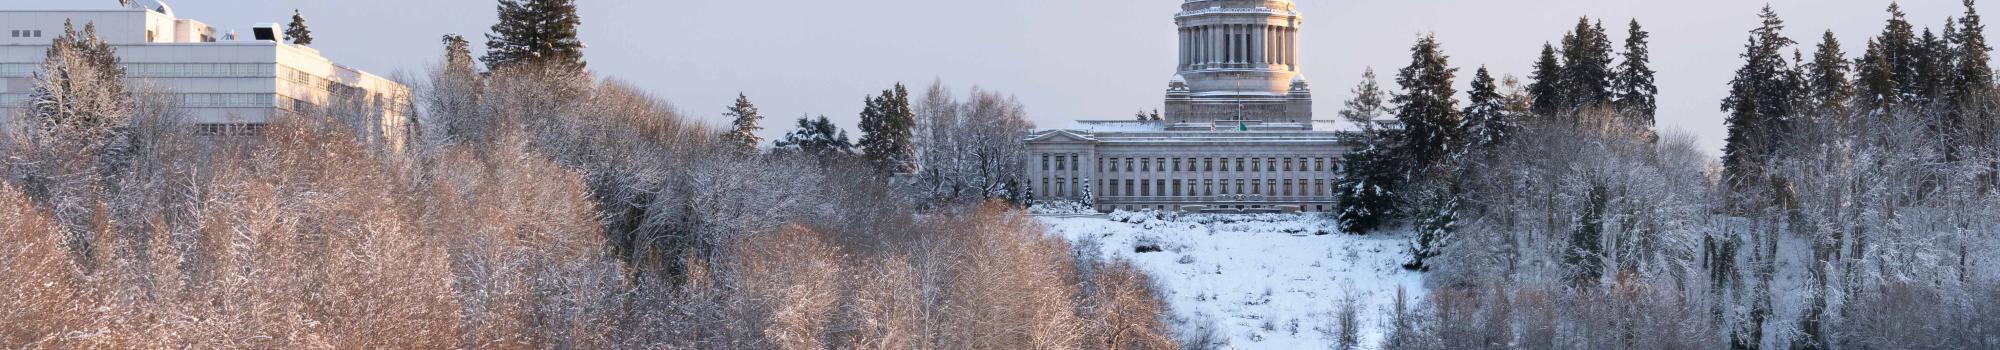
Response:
[1178,23,1297,70]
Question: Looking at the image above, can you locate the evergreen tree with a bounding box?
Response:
[1566,183,1609,285]
[1807,31,1855,121]
[1561,18,1616,111]
[483,0,585,70]
[1338,67,1388,131]
[431,34,486,142]
[1915,27,1952,104]
[1721,6,1804,190]
[1958,1,2000,172]
[1336,136,1399,234]
[27,20,130,146]
[775,115,855,158]
[1462,66,1509,149]
[1614,19,1659,132]
[1528,43,1565,120]
[721,93,764,157]
[859,83,916,174]
[1886,5,1923,101]
[1392,34,1462,174]
[284,9,313,46]
[1954,0,1994,100]
[1405,183,1458,272]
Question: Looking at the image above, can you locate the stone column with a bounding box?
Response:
[1251,25,1263,66]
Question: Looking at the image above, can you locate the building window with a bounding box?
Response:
[1041,155,1049,171]
[1284,158,1294,172]
[1056,156,1066,171]
[1236,159,1244,172]
[8,30,16,37]
[1173,159,1182,171]
[1172,180,1183,196]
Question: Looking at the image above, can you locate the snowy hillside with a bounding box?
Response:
[1040,212,1427,349]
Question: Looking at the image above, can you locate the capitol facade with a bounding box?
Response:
[1025,0,1350,213]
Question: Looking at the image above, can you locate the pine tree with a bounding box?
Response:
[1914,28,1951,104]
[284,9,313,46]
[1528,43,1565,120]
[483,0,585,70]
[1566,183,1609,285]
[775,115,855,158]
[1806,31,1855,122]
[27,20,130,146]
[1872,3,1920,102]
[1721,5,1803,190]
[859,84,916,174]
[1405,183,1458,272]
[721,93,764,157]
[1954,0,1994,100]
[1561,18,1616,111]
[1462,67,1508,149]
[1336,136,1398,234]
[1392,34,1462,174]
[1338,68,1388,131]
[1614,19,1659,132]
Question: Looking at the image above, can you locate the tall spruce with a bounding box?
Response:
[432,34,486,142]
[1462,66,1509,149]
[1392,34,1462,173]
[1953,0,1996,160]
[859,84,916,174]
[1561,18,1616,112]
[27,20,130,145]
[1338,68,1389,131]
[1858,3,1920,110]
[483,0,585,70]
[1614,19,1659,132]
[1807,31,1855,122]
[1528,43,1565,120]
[284,10,313,46]
[1720,6,1803,189]
[721,93,765,157]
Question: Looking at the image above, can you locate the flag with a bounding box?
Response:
[1238,120,1248,131]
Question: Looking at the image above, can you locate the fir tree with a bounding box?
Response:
[1806,31,1855,121]
[1338,68,1388,131]
[1392,34,1462,174]
[775,115,855,158]
[1721,5,1803,190]
[27,20,130,146]
[1566,183,1609,285]
[483,0,585,70]
[432,34,485,142]
[1462,66,1509,149]
[1528,43,1565,120]
[1561,18,1616,111]
[1614,19,1659,132]
[1954,0,1994,99]
[1858,3,1921,109]
[284,9,313,46]
[1405,184,1458,272]
[859,84,916,174]
[721,93,764,157]
[1914,28,1951,104]
[1336,136,1399,234]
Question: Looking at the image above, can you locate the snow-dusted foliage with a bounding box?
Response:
[908,80,1034,206]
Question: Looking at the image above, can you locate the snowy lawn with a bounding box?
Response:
[1041,212,1427,350]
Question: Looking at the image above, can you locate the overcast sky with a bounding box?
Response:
[24,0,1999,154]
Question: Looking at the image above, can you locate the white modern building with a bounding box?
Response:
[0,1,411,149]
[1025,0,1351,213]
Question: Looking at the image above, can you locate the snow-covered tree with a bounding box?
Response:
[720,93,764,157]
[858,83,916,174]
[774,115,854,159]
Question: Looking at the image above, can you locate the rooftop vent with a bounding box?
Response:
[251,23,276,41]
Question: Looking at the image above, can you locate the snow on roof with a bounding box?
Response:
[1069,120,1167,132]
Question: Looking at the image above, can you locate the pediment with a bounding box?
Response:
[1026,130,1097,143]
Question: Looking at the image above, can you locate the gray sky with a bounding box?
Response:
[25,0,1999,154]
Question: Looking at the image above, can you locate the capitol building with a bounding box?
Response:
[1025,0,1349,213]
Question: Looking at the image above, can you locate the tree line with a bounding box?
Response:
[1334,2,2000,349]
[0,0,1172,348]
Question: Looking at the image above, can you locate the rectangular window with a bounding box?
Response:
[34,30,41,37]
[9,30,17,37]
[1172,180,1183,196]
[1042,155,1050,171]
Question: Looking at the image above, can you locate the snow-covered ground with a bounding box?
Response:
[1040,212,1427,349]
